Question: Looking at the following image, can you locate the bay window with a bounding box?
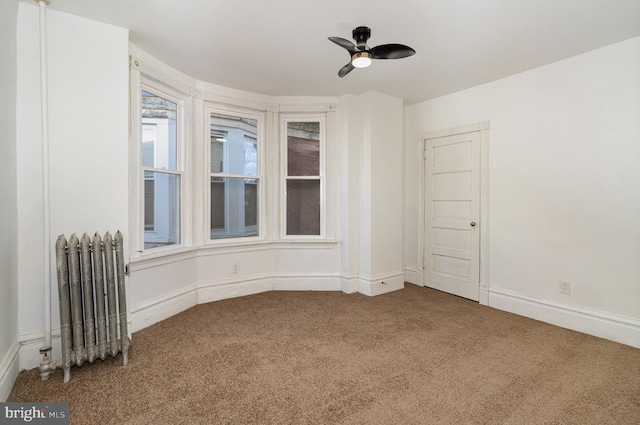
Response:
[132,58,333,253]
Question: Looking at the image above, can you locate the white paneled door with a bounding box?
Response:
[424,131,480,301]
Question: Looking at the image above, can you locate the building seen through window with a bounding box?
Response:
[286,121,321,236]
[210,112,259,239]
[141,90,181,249]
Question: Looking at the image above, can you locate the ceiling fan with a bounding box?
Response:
[328,26,416,78]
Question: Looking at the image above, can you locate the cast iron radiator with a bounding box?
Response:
[54,231,130,383]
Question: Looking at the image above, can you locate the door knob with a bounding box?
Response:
[470,221,476,227]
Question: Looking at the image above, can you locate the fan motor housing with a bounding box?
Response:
[352,26,371,46]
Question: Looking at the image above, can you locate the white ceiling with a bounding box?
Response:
[38,0,640,104]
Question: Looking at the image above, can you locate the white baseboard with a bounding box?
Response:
[341,275,359,294]
[197,273,343,304]
[358,271,405,296]
[197,275,273,304]
[404,266,423,286]
[0,341,20,402]
[479,284,489,306]
[130,284,198,333]
[17,331,62,373]
[489,287,640,349]
[273,274,342,291]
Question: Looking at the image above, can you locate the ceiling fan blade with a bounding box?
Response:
[369,44,416,60]
[329,37,358,56]
[338,62,355,78]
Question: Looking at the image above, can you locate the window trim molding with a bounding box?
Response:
[280,113,327,239]
[204,101,267,245]
[130,64,192,258]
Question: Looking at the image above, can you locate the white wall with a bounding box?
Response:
[0,0,20,402]
[357,92,405,295]
[404,37,640,347]
[338,94,360,293]
[16,3,129,367]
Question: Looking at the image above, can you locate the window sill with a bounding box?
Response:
[272,239,339,249]
[130,239,340,271]
[199,238,339,254]
[129,246,197,271]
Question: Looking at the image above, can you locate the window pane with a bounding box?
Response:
[144,176,154,231]
[211,113,257,175]
[210,177,259,239]
[244,179,258,227]
[244,137,257,176]
[210,177,225,230]
[142,124,156,168]
[287,122,319,176]
[142,90,178,170]
[287,179,320,235]
[210,132,226,174]
[144,172,180,249]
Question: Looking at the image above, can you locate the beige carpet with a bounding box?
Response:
[8,285,640,424]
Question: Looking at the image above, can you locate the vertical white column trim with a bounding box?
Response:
[129,61,143,255]
[38,0,52,352]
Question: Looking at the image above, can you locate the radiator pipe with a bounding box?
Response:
[37,0,55,380]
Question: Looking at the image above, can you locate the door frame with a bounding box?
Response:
[418,121,490,305]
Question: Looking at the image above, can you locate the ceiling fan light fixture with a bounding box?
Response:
[351,51,372,68]
[329,26,414,77]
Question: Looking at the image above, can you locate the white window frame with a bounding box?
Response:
[130,70,190,256]
[205,103,265,243]
[280,114,326,239]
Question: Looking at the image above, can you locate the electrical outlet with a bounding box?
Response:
[559,280,571,295]
[233,262,240,274]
